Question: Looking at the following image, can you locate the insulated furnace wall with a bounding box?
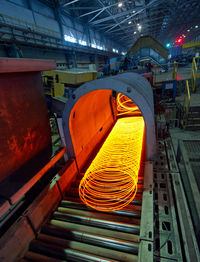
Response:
[62,72,156,170]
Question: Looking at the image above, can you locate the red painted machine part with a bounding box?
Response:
[0,59,56,183]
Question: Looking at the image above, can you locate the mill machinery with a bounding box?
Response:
[0,59,199,262]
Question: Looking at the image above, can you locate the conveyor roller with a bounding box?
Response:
[22,173,143,261]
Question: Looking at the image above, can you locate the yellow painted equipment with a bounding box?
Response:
[183,80,191,128]
[43,70,98,97]
[127,35,168,60]
[183,42,200,49]
[191,56,200,92]
[53,83,66,97]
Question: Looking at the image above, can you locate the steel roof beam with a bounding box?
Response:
[79,3,116,18]
[105,0,170,33]
[79,1,130,18]
[89,8,106,23]
[91,6,143,25]
[94,0,129,38]
[105,16,169,34]
[62,0,79,7]
[64,7,99,10]
[95,11,168,28]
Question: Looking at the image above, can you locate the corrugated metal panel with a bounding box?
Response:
[169,46,182,57]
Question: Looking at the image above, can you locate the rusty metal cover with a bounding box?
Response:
[0,58,56,73]
[0,59,56,183]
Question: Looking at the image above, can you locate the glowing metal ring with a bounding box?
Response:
[79,116,145,212]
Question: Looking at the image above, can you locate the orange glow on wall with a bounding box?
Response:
[117,93,140,116]
[79,116,145,211]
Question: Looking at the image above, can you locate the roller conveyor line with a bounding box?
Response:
[22,172,144,262]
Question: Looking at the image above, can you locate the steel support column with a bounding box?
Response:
[54,0,64,39]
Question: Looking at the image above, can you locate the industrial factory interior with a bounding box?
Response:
[0,0,200,261]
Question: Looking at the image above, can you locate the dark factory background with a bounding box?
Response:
[0,0,200,261]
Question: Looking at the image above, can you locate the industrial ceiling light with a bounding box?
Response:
[187,29,190,32]
[138,25,142,31]
[195,25,198,28]
[134,31,137,34]
[132,10,136,13]
[128,21,132,24]
[118,2,123,7]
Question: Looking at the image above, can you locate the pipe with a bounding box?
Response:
[37,234,138,262]
[60,201,142,216]
[30,239,114,262]
[53,211,140,234]
[57,207,141,222]
[41,225,139,254]
[50,219,140,242]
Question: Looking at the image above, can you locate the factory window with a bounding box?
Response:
[64,34,77,43]
[91,43,105,50]
[91,43,97,48]
[97,45,104,50]
[79,40,87,46]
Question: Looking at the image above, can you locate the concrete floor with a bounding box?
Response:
[176,91,200,106]
[170,127,200,154]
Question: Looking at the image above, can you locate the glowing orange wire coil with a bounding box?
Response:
[117,93,140,116]
[79,116,145,212]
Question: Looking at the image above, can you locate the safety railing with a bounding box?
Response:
[191,56,200,92]
[172,61,178,80]
[153,61,178,83]
[0,13,60,39]
[183,80,191,128]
